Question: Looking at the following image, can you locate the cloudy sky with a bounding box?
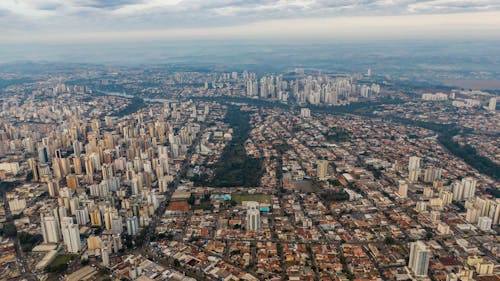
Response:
[1,0,500,42]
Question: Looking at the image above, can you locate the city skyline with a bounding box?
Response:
[0,65,498,280]
[0,1,499,281]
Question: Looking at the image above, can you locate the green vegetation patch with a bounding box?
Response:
[19,232,43,252]
[320,189,350,203]
[45,254,75,273]
[387,116,500,180]
[113,97,147,117]
[210,105,263,187]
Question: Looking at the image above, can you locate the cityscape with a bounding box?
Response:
[0,1,499,281]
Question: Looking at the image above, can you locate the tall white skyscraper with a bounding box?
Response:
[408,156,421,170]
[246,201,261,231]
[452,181,464,201]
[462,177,476,200]
[453,177,477,201]
[488,199,500,225]
[61,218,81,253]
[40,214,61,243]
[408,241,431,277]
[76,207,90,225]
[488,97,496,111]
[101,247,110,266]
[408,156,421,183]
[111,216,123,235]
[316,160,328,179]
[423,166,442,183]
[398,180,408,198]
[126,216,139,236]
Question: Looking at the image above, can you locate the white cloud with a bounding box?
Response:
[111,0,183,15]
[0,0,499,42]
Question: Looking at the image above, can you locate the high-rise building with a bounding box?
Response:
[38,145,49,164]
[452,177,477,201]
[73,140,82,157]
[61,218,81,253]
[246,201,261,231]
[452,181,464,201]
[360,85,370,97]
[488,199,500,225]
[466,206,481,224]
[90,208,102,226]
[398,180,408,198]
[415,201,427,212]
[423,166,442,183]
[408,156,421,183]
[300,108,311,118]
[101,247,110,266]
[462,177,477,200]
[488,97,496,111]
[73,156,83,175]
[439,190,453,206]
[47,179,59,197]
[8,198,26,214]
[66,174,79,190]
[477,216,492,231]
[126,216,139,236]
[40,214,61,243]
[87,235,102,250]
[316,160,328,179]
[408,241,431,277]
[75,207,89,225]
[476,262,495,275]
[28,158,39,181]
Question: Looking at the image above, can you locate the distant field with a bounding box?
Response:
[441,79,500,90]
[232,194,271,205]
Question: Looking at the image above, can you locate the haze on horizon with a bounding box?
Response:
[1,0,500,43]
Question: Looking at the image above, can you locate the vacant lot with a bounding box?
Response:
[232,194,271,205]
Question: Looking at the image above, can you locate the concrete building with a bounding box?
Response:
[409,241,430,277]
[61,218,81,253]
[316,160,328,179]
[398,180,408,198]
[246,201,261,231]
[41,214,61,243]
[408,156,421,183]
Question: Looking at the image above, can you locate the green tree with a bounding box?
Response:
[2,222,17,237]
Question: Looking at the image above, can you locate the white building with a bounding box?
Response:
[477,216,492,231]
[76,208,89,225]
[41,214,61,243]
[8,198,26,214]
[316,160,328,179]
[453,177,477,201]
[408,156,421,183]
[246,201,261,231]
[408,241,431,277]
[300,108,311,118]
[61,218,81,253]
[487,97,496,111]
[398,180,408,198]
[126,216,139,236]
